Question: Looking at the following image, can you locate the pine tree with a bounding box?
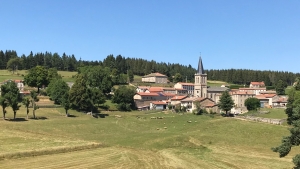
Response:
[218,91,234,116]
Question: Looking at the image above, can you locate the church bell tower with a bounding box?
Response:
[194,56,207,98]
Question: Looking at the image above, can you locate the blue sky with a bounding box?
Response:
[1,0,299,73]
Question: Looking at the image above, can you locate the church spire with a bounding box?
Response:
[197,56,204,74]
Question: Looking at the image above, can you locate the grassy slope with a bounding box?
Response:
[0,107,298,169]
[243,108,288,119]
[0,70,77,82]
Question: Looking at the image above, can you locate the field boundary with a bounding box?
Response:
[0,143,105,161]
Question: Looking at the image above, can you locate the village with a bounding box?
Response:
[134,57,288,114]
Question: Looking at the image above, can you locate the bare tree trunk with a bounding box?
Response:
[65,109,69,117]
[33,109,36,119]
[13,111,16,119]
[26,108,29,119]
[2,110,5,120]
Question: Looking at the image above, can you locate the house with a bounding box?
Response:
[0,79,24,94]
[255,93,277,107]
[272,95,288,107]
[150,101,168,110]
[238,87,266,95]
[174,82,194,95]
[148,87,164,93]
[250,81,265,88]
[142,72,168,83]
[230,91,255,108]
[135,100,151,111]
[136,86,150,93]
[207,86,229,103]
[133,92,166,101]
[162,87,177,94]
[181,97,218,113]
[170,95,188,106]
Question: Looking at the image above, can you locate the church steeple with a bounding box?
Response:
[197,57,204,74]
[194,55,207,98]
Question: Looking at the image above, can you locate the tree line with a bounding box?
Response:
[1,49,300,85]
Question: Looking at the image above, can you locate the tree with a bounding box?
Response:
[24,66,49,93]
[128,70,134,83]
[0,97,8,120]
[112,86,136,111]
[173,73,183,83]
[61,92,70,116]
[47,79,70,104]
[7,57,22,74]
[294,77,300,91]
[69,74,88,111]
[30,90,39,119]
[0,82,10,120]
[276,80,287,95]
[22,97,30,119]
[4,81,21,119]
[218,91,234,116]
[272,86,300,168]
[244,97,260,111]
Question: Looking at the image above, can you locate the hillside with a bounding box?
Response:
[0,107,297,168]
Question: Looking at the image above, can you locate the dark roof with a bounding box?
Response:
[197,57,205,74]
[207,87,229,92]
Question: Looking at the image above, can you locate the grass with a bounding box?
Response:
[0,106,298,168]
[0,69,77,83]
[242,108,287,119]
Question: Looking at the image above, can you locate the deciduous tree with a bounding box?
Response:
[61,92,70,116]
[173,73,183,83]
[272,86,300,168]
[24,66,49,93]
[30,90,39,119]
[244,97,260,111]
[47,79,70,104]
[22,97,30,119]
[7,57,22,74]
[3,81,21,119]
[112,86,136,111]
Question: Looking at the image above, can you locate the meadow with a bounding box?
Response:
[0,106,298,169]
[0,70,77,82]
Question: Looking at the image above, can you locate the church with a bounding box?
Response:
[195,57,229,101]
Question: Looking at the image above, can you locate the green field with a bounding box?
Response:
[243,108,288,119]
[0,106,298,169]
[0,70,77,82]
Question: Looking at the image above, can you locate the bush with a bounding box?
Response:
[40,89,47,96]
[117,103,131,111]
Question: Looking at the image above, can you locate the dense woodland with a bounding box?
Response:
[1,50,299,86]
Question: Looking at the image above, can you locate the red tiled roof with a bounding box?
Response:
[204,103,216,107]
[251,82,265,85]
[163,87,176,91]
[260,94,277,98]
[149,87,164,92]
[137,92,159,96]
[170,95,188,100]
[14,80,23,83]
[143,72,167,77]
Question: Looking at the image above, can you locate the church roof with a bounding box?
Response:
[197,57,205,74]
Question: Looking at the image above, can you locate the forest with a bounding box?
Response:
[1,50,299,86]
